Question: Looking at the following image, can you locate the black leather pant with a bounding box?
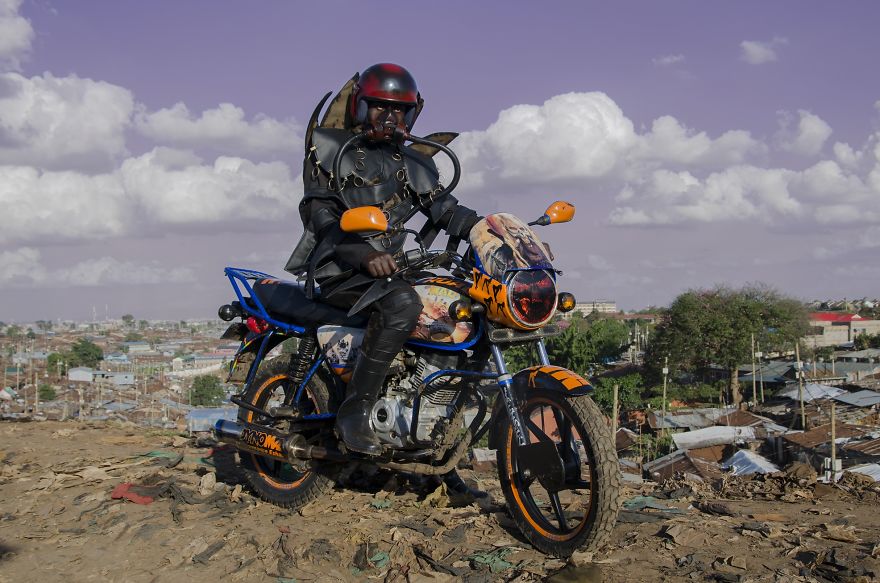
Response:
[321,279,423,366]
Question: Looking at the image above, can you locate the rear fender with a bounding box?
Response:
[486,365,592,449]
[227,331,292,385]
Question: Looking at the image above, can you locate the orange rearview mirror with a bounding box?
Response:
[544,201,575,224]
[340,206,389,233]
[531,200,576,226]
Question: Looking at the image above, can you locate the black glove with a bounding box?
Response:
[361,251,398,278]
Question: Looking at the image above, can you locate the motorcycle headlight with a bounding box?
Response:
[507,270,558,327]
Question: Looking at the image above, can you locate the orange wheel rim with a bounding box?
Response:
[504,397,594,542]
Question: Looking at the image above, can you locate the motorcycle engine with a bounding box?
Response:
[370,351,464,449]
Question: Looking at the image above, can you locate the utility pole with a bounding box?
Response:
[751,333,757,406]
[756,343,765,403]
[661,357,669,436]
[795,342,806,430]
[612,383,619,437]
[830,401,837,484]
[33,365,39,413]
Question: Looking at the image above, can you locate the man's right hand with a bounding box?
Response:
[361,251,398,278]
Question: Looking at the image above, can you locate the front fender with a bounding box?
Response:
[486,365,593,449]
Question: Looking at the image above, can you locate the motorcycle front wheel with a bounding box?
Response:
[496,391,620,557]
[238,358,339,509]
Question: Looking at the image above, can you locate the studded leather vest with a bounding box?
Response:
[284,127,455,283]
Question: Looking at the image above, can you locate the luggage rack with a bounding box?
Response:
[224,267,306,334]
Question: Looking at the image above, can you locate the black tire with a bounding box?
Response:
[238,358,338,509]
[496,391,620,557]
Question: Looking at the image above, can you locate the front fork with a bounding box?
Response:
[490,339,552,447]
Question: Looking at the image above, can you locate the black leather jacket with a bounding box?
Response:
[284,127,478,297]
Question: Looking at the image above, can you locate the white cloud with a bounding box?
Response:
[833,141,863,169]
[134,102,301,158]
[635,116,763,167]
[0,148,301,245]
[0,165,130,244]
[120,147,300,224]
[0,247,196,288]
[858,226,880,248]
[609,166,800,226]
[740,37,788,65]
[652,54,685,67]
[0,0,33,70]
[775,110,832,156]
[448,92,763,191]
[452,92,636,183]
[0,72,134,171]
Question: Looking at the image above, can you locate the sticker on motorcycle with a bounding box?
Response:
[411,284,474,343]
[317,325,364,382]
[469,213,552,280]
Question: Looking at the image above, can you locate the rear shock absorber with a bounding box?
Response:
[288,335,317,388]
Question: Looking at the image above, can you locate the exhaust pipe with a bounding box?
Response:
[213,419,348,463]
[214,419,290,461]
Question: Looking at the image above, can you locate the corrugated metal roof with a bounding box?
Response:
[715,410,788,434]
[843,437,880,456]
[811,312,862,322]
[777,383,845,402]
[648,407,735,430]
[849,463,880,482]
[782,423,870,449]
[673,426,758,450]
[721,449,779,475]
[833,389,880,408]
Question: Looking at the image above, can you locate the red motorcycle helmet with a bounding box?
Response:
[349,63,421,130]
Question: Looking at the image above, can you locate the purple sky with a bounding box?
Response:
[2,1,880,321]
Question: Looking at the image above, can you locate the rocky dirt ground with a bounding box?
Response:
[1,421,879,583]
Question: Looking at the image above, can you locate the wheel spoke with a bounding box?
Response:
[548,492,569,531]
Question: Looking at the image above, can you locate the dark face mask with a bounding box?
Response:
[364,102,409,143]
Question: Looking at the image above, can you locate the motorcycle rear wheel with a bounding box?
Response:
[496,391,620,557]
[238,358,338,509]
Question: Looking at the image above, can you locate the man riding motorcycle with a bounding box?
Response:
[284,63,480,462]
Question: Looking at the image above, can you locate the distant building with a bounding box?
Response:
[124,341,152,354]
[66,368,134,386]
[561,300,618,319]
[68,367,94,383]
[12,351,49,365]
[805,313,880,348]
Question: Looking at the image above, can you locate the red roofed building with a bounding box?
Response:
[806,312,880,348]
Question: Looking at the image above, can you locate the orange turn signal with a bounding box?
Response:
[557,292,576,313]
[340,206,389,233]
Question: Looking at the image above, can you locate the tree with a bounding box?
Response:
[191,375,226,406]
[591,373,643,417]
[35,320,53,332]
[26,328,36,339]
[6,325,22,341]
[646,284,809,406]
[47,352,65,374]
[38,384,56,401]
[138,320,149,330]
[124,332,144,343]
[121,314,134,327]
[545,314,629,376]
[67,339,104,369]
[855,333,880,350]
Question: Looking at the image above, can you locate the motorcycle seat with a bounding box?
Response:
[251,279,367,329]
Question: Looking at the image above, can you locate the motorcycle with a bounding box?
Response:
[213,132,620,557]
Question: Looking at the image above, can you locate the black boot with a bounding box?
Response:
[335,350,387,456]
